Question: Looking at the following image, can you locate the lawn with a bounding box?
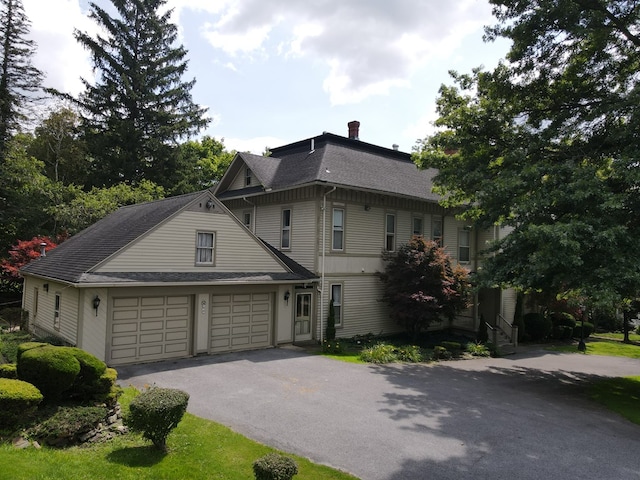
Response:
[589,376,640,425]
[593,332,640,343]
[0,387,358,480]
[547,338,640,359]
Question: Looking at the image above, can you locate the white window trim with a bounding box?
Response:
[281,208,292,250]
[243,210,252,230]
[330,283,343,327]
[332,207,345,251]
[458,229,471,263]
[432,215,443,246]
[385,213,396,251]
[195,231,216,265]
[412,215,423,237]
[54,293,61,331]
[245,168,252,186]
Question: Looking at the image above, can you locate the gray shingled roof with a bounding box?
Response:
[217,133,440,201]
[21,191,315,285]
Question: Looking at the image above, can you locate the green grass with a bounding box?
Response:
[0,388,358,480]
[548,338,640,359]
[589,376,640,425]
[593,332,640,342]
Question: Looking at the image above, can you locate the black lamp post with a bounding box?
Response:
[578,305,586,352]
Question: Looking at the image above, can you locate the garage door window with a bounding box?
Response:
[196,232,215,265]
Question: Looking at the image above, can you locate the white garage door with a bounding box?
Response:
[109,295,192,365]
[210,293,272,353]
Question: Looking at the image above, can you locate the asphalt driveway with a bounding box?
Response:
[117,347,640,480]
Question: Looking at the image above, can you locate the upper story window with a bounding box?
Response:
[458,229,470,263]
[245,168,252,186]
[385,213,396,251]
[331,283,343,327]
[243,211,252,230]
[432,216,443,247]
[332,208,344,250]
[412,216,423,237]
[196,232,215,265]
[281,208,291,250]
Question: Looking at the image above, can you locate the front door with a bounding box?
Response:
[294,292,312,342]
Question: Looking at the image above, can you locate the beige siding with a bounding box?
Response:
[23,278,78,344]
[229,165,253,190]
[502,288,517,323]
[97,211,285,273]
[78,287,108,361]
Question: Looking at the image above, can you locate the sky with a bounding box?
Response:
[23,0,511,155]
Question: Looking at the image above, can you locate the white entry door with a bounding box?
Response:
[294,292,312,341]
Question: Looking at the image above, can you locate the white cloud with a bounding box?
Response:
[221,135,288,155]
[180,0,494,105]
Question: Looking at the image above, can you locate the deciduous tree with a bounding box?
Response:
[171,136,234,195]
[378,237,471,342]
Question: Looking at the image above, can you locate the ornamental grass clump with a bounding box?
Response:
[253,453,298,480]
[125,387,189,451]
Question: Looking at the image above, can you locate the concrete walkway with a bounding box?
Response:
[117,347,640,480]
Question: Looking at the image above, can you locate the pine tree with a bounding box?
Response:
[0,0,43,156]
[75,0,210,188]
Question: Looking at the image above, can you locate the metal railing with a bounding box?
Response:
[496,313,518,348]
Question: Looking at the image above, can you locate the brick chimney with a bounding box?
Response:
[347,120,360,140]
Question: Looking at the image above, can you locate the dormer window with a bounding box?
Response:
[245,168,252,186]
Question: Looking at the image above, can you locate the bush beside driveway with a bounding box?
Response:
[117,347,640,480]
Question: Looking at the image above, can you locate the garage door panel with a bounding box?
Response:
[109,295,192,365]
[210,292,272,353]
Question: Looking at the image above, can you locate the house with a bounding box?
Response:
[20,121,516,365]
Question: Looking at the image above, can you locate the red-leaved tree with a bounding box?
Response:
[379,237,472,342]
[1,236,58,293]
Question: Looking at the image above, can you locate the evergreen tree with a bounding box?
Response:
[0,0,43,156]
[74,0,209,188]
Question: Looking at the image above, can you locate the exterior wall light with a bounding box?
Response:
[93,295,101,316]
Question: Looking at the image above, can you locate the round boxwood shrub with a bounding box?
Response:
[573,321,594,339]
[0,378,43,426]
[0,363,18,379]
[253,453,298,480]
[17,345,81,402]
[66,347,107,401]
[523,313,553,341]
[16,342,47,361]
[125,387,189,451]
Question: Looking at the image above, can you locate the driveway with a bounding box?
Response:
[117,347,640,480]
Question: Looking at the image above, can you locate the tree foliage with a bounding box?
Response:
[0,236,57,294]
[0,0,43,155]
[378,237,471,341]
[414,0,640,309]
[171,136,234,195]
[74,0,209,189]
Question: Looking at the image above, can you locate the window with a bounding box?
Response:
[196,232,215,264]
[385,213,396,251]
[33,287,39,319]
[243,211,252,230]
[458,229,470,263]
[54,293,61,331]
[245,168,252,186]
[332,208,344,250]
[412,216,423,237]
[281,209,291,249]
[330,284,342,326]
[432,216,443,246]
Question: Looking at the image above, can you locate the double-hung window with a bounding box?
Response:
[458,229,470,263]
[54,293,61,331]
[243,211,252,230]
[196,232,215,265]
[412,216,423,237]
[245,168,252,186]
[330,284,343,326]
[281,209,291,249]
[332,208,344,250]
[432,216,443,247]
[385,213,396,251]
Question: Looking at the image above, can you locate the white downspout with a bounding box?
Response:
[320,186,337,344]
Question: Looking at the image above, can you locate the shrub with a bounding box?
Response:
[431,345,452,360]
[29,405,108,446]
[466,342,491,357]
[0,378,43,427]
[359,343,398,364]
[253,453,298,480]
[0,331,32,363]
[17,345,81,402]
[396,345,424,363]
[0,363,18,379]
[16,341,47,361]
[440,341,462,354]
[0,307,28,330]
[125,387,189,451]
[573,321,594,339]
[523,313,553,341]
[552,312,577,328]
[477,315,489,343]
[326,299,336,341]
[321,339,343,354]
[93,367,122,406]
[66,347,107,401]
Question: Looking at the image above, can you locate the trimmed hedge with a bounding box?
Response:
[524,313,553,341]
[253,453,298,480]
[125,387,189,451]
[66,347,107,401]
[16,342,47,361]
[17,345,81,402]
[573,321,594,339]
[0,378,43,426]
[0,363,18,379]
